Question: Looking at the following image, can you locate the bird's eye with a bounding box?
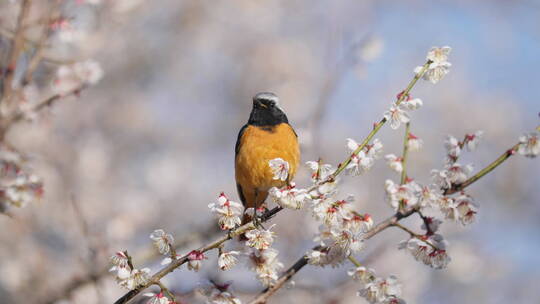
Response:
[269,101,275,107]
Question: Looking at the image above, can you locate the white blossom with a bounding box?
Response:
[245,226,275,250]
[518,132,539,157]
[208,192,244,230]
[384,180,419,210]
[385,154,403,173]
[399,235,450,269]
[268,158,289,181]
[268,183,309,209]
[305,160,334,181]
[144,292,171,304]
[150,229,174,255]
[444,135,461,160]
[407,133,423,151]
[110,251,129,268]
[348,266,375,284]
[306,249,327,266]
[383,104,410,130]
[202,283,242,304]
[218,251,240,271]
[187,250,206,272]
[401,97,423,110]
[464,131,484,151]
[53,60,103,95]
[454,193,478,225]
[117,268,151,290]
[248,248,283,287]
[446,163,473,185]
[415,46,452,84]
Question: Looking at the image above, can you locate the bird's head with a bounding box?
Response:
[248,92,288,126]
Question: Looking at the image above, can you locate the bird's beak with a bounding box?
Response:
[256,100,268,109]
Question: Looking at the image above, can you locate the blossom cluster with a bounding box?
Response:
[245,225,284,286]
[348,266,405,304]
[200,282,241,304]
[383,95,423,130]
[53,60,104,96]
[208,192,244,230]
[414,46,452,84]
[345,138,383,175]
[0,147,44,213]
[109,251,150,290]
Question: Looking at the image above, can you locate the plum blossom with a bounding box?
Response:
[401,97,423,110]
[150,229,174,255]
[268,158,289,181]
[464,131,484,151]
[345,138,383,175]
[385,154,403,173]
[407,133,423,151]
[187,250,206,272]
[348,266,376,284]
[415,46,452,84]
[109,251,130,277]
[248,248,283,287]
[399,234,450,269]
[202,282,242,304]
[268,183,309,209]
[306,249,327,266]
[358,276,403,304]
[444,135,461,160]
[245,225,275,250]
[383,104,410,130]
[518,132,539,157]
[446,163,473,185]
[305,160,334,181]
[117,268,151,290]
[384,179,420,210]
[144,292,171,304]
[218,251,240,271]
[53,60,103,95]
[454,193,478,225]
[208,192,244,230]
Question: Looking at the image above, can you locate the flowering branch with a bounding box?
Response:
[244,135,530,303]
[332,61,431,178]
[113,61,436,303]
[445,143,520,195]
[248,254,310,304]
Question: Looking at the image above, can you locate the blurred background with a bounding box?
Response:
[0,0,539,303]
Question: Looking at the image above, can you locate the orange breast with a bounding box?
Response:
[235,123,300,208]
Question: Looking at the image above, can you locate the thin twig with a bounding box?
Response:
[445,143,520,195]
[332,61,431,178]
[2,0,32,102]
[393,222,438,250]
[23,3,59,85]
[400,122,411,184]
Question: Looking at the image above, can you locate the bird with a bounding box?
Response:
[235,92,300,223]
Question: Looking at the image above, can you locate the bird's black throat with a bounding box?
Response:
[247,106,288,127]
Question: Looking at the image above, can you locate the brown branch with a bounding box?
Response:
[41,223,219,304]
[2,0,32,102]
[23,4,60,85]
[113,207,282,304]
[0,85,86,136]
